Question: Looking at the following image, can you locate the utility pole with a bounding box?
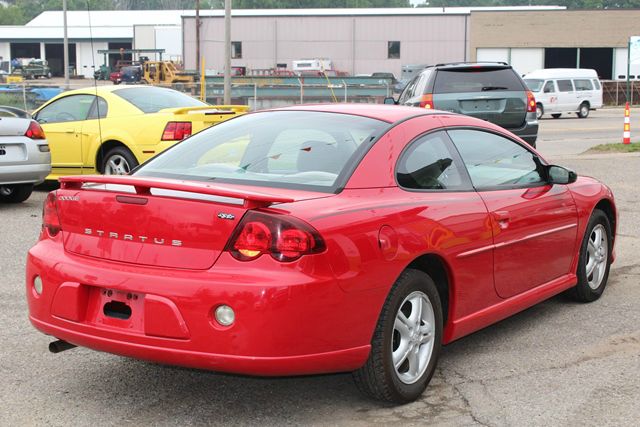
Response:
[63,0,69,89]
[195,0,200,74]
[224,0,232,104]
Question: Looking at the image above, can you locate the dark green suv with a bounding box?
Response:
[389,62,539,147]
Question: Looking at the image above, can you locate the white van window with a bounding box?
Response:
[543,81,555,93]
[575,79,594,91]
[592,79,601,90]
[557,80,574,92]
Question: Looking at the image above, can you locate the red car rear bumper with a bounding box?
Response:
[26,239,377,376]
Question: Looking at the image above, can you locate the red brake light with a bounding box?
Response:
[227,211,325,262]
[526,90,536,113]
[419,94,434,109]
[42,192,61,237]
[161,121,192,141]
[25,120,46,139]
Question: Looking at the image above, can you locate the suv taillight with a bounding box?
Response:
[226,211,326,262]
[419,94,434,109]
[526,91,536,113]
[162,121,192,141]
[42,192,61,237]
[25,120,46,139]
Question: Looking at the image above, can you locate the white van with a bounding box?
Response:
[524,69,603,119]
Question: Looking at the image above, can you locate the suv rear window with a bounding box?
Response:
[434,68,524,93]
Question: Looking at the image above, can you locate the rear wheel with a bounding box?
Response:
[0,184,34,203]
[536,103,543,119]
[569,209,612,302]
[353,269,443,403]
[102,147,138,175]
[577,102,590,118]
[552,113,562,119]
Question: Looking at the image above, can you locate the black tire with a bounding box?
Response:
[0,184,34,203]
[101,146,138,175]
[569,209,612,302]
[551,113,562,119]
[353,269,443,403]
[577,102,590,118]
[536,103,543,120]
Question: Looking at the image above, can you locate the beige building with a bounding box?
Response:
[470,10,640,79]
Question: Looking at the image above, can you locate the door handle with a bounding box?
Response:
[493,211,510,229]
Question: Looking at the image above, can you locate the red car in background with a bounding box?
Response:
[26,105,616,403]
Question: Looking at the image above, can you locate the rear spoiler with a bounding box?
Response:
[59,175,294,209]
[167,105,250,115]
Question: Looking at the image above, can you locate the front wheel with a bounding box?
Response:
[569,209,612,302]
[577,102,590,118]
[102,147,138,175]
[536,103,543,120]
[0,184,34,203]
[353,269,443,403]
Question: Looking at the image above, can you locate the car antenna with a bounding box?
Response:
[86,0,104,177]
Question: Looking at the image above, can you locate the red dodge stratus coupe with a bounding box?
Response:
[27,104,616,403]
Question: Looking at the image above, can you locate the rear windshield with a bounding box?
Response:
[524,79,544,92]
[434,68,524,93]
[134,111,388,192]
[113,87,206,113]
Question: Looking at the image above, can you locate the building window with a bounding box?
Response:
[388,41,400,59]
[231,42,242,59]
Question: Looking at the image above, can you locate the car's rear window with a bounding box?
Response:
[113,87,206,113]
[434,68,524,93]
[134,111,388,192]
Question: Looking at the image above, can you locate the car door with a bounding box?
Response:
[34,94,95,176]
[80,96,109,173]
[447,128,578,299]
[556,79,576,112]
[542,80,559,113]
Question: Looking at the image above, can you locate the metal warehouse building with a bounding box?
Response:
[181,6,565,77]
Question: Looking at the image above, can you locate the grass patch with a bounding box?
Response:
[587,143,640,153]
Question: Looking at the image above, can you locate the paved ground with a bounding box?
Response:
[1,110,639,426]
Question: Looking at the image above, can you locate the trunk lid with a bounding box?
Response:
[55,175,328,270]
[159,105,249,133]
[0,117,30,165]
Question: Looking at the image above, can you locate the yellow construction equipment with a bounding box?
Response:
[142,61,196,85]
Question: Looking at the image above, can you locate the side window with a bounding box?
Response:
[35,94,95,124]
[87,96,108,120]
[398,76,419,104]
[396,131,469,190]
[413,70,432,96]
[557,79,574,92]
[543,81,555,93]
[592,79,601,90]
[574,79,593,91]
[448,129,545,189]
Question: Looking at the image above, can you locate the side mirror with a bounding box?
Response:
[547,165,577,185]
[383,97,397,105]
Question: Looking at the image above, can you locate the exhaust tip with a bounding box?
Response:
[48,339,77,354]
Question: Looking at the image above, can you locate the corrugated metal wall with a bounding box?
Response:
[183,14,469,76]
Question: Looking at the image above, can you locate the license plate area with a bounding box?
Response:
[86,287,145,333]
[0,144,26,162]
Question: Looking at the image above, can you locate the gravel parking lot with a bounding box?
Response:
[1,109,639,426]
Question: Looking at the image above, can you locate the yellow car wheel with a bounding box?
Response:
[102,147,139,175]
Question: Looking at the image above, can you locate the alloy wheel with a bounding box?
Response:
[586,224,608,290]
[104,154,131,175]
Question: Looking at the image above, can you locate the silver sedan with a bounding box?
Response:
[0,108,51,203]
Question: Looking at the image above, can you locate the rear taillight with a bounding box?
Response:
[161,121,192,141]
[25,120,46,139]
[226,211,326,262]
[419,94,434,109]
[526,90,536,113]
[42,192,61,237]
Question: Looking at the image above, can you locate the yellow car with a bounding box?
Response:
[32,86,248,179]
